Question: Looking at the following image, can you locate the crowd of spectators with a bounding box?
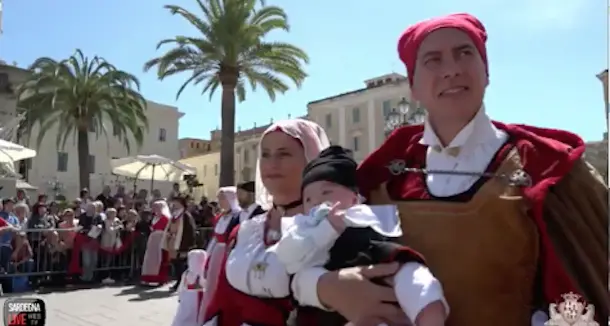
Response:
[0,183,218,293]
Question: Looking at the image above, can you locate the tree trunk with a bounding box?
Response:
[77,128,91,191]
[219,71,237,187]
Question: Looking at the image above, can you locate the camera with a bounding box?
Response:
[183,174,203,188]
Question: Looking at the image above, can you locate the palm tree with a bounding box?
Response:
[17,49,149,191]
[144,0,309,187]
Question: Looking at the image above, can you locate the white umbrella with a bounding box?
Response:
[16,179,37,190]
[0,139,36,163]
[111,154,196,191]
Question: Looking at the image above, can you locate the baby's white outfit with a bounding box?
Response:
[275,203,449,324]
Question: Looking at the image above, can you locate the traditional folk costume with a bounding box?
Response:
[165,194,198,290]
[200,187,243,320]
[171,249,207,326]
[356,13,609,326]
[140,201,171,284]
[276,145,448,325]
[202,119,332,326]
[237,181,266,223]
[165,199,197,260]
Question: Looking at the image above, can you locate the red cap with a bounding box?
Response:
[397,13,489,85]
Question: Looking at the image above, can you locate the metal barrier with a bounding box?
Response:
[0,226,214,287]
[0,227,138,281]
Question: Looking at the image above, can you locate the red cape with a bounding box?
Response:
[357,121,584,305]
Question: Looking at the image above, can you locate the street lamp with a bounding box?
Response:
[46,177,64,200]
[384,97,426,136]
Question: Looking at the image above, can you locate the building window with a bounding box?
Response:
[214,164,218,176]
[18,159,30,179]
[353,136,360,152]
[325,114,332,128]
[57,152,68,172]
[159,128,167,142]
[352,107,360,123]
[196,143,200,149]
[383,100,392,117]
[243,148,250,164]
[190,142,194,148]
[89,155,95,174]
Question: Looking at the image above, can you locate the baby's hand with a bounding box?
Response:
[327,202,346,233]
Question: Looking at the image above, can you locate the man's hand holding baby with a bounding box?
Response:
[327,202,347,233]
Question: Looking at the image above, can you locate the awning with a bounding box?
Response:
[16,179,37,190]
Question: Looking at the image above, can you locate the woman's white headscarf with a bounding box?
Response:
[181,249,207,288]
[152,200,171,224]
[217,186,241,213]
[255,119,331,210]
[156,200,171,217]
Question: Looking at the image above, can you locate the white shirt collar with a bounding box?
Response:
[244,203,258,215]
[172,208,184,219]
[419,106,499,149]
[239,203,259,222]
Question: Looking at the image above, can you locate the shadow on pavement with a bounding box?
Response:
[127,289,175,302]
[36,283,105,294]
[26,281,136,295]
[115,285,151,296]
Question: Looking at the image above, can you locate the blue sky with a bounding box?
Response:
[2,0,607,141]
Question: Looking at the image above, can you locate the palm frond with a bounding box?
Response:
[18,49,149,153]
[144,0,309,102]
[145,0,309,186]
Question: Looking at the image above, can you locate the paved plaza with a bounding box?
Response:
[0,284,178,326]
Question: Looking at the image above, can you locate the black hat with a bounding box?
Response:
[171,193,188,207]
[302,145,357,192]
[237,181,255,193]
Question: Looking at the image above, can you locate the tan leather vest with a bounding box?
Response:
[370,148,540,326]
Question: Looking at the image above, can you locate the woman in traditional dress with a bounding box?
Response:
[202,119,333,325]
[199,119,419,326]
[171,249,207,326]
[201,187,241,314]
[140,200,171,285]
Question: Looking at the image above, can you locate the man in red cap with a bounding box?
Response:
[358,13,608,326]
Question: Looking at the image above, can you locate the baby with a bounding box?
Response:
[171,249,207,326]
[276,145,448,326]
